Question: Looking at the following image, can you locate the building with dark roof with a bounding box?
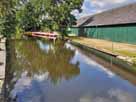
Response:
[68,3,136,44]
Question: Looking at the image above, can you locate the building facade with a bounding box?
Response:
[68,3,136,44]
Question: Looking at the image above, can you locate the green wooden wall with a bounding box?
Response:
[67,27,79,36]
[68,25,136,44]
[84,26,136,44]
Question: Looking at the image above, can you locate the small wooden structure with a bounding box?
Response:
[24,32,59,41]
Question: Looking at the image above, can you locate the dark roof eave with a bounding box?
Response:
[81,22,136,27]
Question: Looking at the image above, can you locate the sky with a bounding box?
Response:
[72,0,136,19]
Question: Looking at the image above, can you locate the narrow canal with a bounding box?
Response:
[3,39,136,102]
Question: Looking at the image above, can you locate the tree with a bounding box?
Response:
[19,0,83,32]
[1,11,17,37]
[0,0,11,16]
[0,0,84,37]
[43,0,83,31]
[0,0,17,37]
[19,2,41,31]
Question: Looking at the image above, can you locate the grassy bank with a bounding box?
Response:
[70,41,136,75]
[70,37,136,65]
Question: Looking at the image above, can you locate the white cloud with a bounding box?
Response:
[71,10,80,18]
[75,0,136,18]
[90,0,134,9]
[91,0,128,7]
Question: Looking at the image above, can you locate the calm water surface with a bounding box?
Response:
[4,39,136,102]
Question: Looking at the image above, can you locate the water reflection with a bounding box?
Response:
[4,39,136,102]
[79,88,135,102]
[15,40,79,81]
[5,39,80,101]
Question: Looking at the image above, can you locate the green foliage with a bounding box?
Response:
[19,2,41,31]
[0,0,17,37]
[133,58,136,66]
[45,0,82,30]
[0,0,12,16]
[1,11,17,38]
[0,0,83,38]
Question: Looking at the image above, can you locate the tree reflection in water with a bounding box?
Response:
[4,39,80,102]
